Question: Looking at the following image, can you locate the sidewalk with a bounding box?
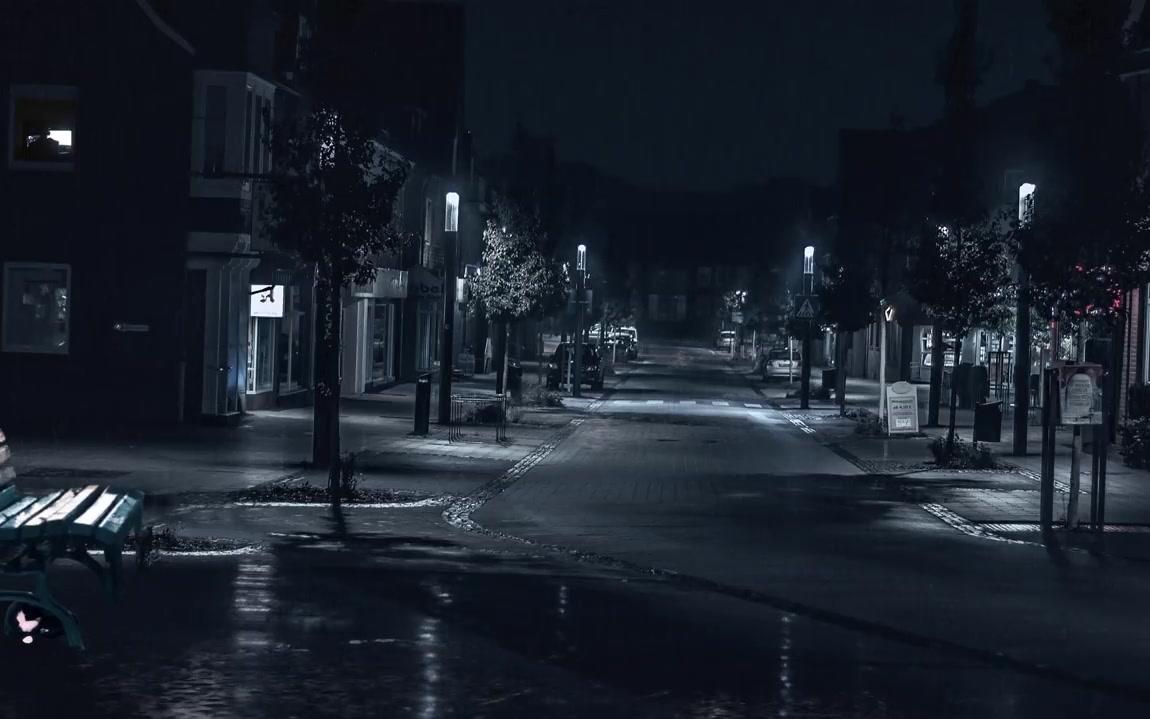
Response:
[5,365,611,501]
[747,367,1150,551]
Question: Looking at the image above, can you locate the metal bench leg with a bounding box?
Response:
[103,546,123,598]
[0,582,86,651]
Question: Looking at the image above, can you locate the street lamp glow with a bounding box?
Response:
[803,245,814,275]
[444,192,459,233]
[1018,182,1036,226]
[577,244,587,271]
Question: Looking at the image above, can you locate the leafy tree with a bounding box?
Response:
[819,259,878,413]
[909,219,1013,451]
[265,107,409,482]
[469,200,568,393]
[1022,1,1150,338]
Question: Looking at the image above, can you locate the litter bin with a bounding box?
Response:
[973,399,1003,442]
[414,373,432,435]
[507,359,523,400]
[822,368,838,396]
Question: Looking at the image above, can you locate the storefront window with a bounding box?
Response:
[278,286,306,393]
[371,300,394,383]
[247,317,275,393]
[2,263,70,354]
[416,304,440,371]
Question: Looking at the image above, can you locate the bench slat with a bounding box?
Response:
[94,495,143,545]
[32,485,103,538]
[0,482,18,511]
[0,491,66,540]
[0,495,39,524]
[67,491,122,538]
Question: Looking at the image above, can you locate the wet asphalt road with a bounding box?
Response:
[2,342,1149,717]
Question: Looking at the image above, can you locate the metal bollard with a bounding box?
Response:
[414,374,431,435]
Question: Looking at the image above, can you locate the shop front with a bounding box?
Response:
[342,268,407,396]
[245,266,314,410]
[409,268,443,375]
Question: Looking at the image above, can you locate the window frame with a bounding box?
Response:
[8,84,79,171]
[2,261,72,355]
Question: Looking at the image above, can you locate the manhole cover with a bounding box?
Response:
[18,467,131,480]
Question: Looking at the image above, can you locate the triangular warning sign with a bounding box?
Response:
[795,300,816,319]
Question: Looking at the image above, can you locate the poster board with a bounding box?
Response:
[1057,364,1103,425]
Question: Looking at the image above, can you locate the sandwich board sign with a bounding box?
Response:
[886,381,920,435]
[1057,364,1103,425]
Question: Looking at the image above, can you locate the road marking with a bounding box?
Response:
[679,400,695,405]
[712,401,730,406]
[920,503,1028,544]
[745,403,763,409]
[647,399,663,405]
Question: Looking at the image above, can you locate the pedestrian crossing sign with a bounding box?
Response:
[794,299,816,320]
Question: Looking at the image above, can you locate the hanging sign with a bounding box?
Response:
[250,285,285,317]
[886,381,920,435]
[1058,364,1103,425]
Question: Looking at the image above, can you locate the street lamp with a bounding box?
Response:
[438,190,461,423]
[879,302,895,423]
[1015,182,1038,459]
[572,244,588,397]
[800,246,815,409]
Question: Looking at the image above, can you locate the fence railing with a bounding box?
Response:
[449,394,508,443]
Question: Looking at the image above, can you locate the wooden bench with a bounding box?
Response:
[0,430,146,650]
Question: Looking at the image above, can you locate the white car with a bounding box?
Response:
[762,348,801,380]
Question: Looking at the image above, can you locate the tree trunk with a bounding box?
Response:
[494,320,508,394]
[928,323,944,427]
[836,329,849,415]
[947,335,964,455]
[311,267,342,474]
[898,319,913,382]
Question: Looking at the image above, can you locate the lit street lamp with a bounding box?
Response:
[800,245,815,409]
[573,244,587,398]
[1014,182,1036,458]
[438,191,460,424]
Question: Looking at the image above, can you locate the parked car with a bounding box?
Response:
[611,332,638,360]
[716,330,736,350]
[547,342,605,390]
[762,347,801,380]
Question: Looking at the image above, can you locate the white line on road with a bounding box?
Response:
[920,503,1028,544]
[712,401,730,406]
[647,399,663,404]
[745,403,763,409]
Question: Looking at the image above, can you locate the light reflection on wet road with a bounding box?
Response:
[0,536,1144,718]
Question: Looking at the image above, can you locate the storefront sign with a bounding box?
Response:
[408,269,443,300]
[250,285,284,318]
[1058,364,1103,425]
[886,381,920,435]
[352,269,408,299]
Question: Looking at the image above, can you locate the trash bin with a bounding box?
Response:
[507,360,523,399]
[973,399,1003,442]
[414,373,431,435]
[822,368,838,396]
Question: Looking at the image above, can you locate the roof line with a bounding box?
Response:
[133,0,196,55]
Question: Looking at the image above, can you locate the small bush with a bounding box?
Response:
[1127,385,1150,421]
[518,384,564,408]
[1120,417,1150,468]
[930,436,996,469]
[854,412,887,436]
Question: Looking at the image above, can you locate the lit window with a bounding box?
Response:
[9,86,77,168]
[2,263,71,354]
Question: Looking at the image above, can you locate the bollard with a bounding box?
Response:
[414,373,431,435]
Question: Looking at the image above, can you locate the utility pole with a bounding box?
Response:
[572,244,586,398]
[437,191,460,423]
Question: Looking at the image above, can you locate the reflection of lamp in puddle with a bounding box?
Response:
[232,560,277,650]
[558,584,568,618]
[779,614,793,717]
[418,615,442,719]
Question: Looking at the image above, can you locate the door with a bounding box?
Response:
[182,269,207,422]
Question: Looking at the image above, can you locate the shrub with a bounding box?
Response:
[854,412,887,436]
[517,384,564,408]
[930,436,996,469]
[1127,384,1150,421]
[1120,417,1150,469]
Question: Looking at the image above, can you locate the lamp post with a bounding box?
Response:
[880,303,895,423]
[437,191,460,424]
[1013,182,1036,456]
[801,246,814,410]
[572,244,587,398]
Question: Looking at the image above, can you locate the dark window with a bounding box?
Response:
[10,90,77,166]
[204,85,227,175]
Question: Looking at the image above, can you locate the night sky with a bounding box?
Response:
[465,0,1054,191]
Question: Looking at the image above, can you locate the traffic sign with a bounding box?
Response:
[794,297,817,320]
